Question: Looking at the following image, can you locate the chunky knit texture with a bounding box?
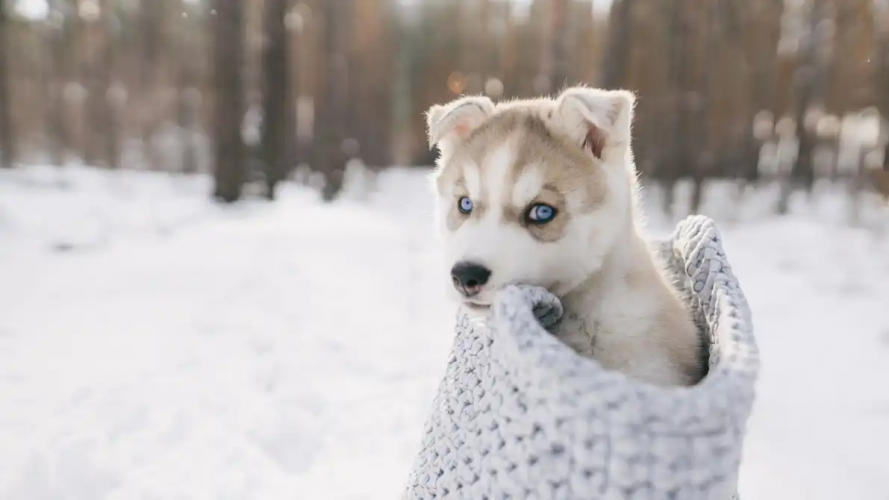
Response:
[404,216,759,500]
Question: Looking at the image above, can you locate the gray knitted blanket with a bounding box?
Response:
[404,216,759,500]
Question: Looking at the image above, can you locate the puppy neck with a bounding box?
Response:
[559,222,656,315]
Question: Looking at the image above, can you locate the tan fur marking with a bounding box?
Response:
[513,114,607,213]
[443,178,490,232]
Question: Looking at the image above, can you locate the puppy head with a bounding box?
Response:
[426,87,638,309]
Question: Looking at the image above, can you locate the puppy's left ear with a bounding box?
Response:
[555,87,635,161]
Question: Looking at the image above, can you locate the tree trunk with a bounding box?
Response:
[538,0,572,94]
[456,0,485,95]
[177,38,199,175]
[598,0,633,90]
[786,0,827,205]
[100,0,120,169]
[313,0,354,201]
[662,0,691,215]
[45,14,75,166]
[139,0,166,170]
[177,86,199,174]
[690,0,721,214]
[82,17,100,166]
[0,0,16,169]
[211,0,247,202]
[81,9,118,168]
[740,0,782,184]
[878,26,889,171]
[350,0,392,168]
[261,0,293,200]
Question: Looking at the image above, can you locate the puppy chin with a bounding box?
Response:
[446,290,493,318]
[460,302,491,320]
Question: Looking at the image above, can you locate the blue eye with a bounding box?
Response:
[458,196,473,214]
[527,203,556,224]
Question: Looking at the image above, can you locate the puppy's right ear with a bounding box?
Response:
[426,96,494,153]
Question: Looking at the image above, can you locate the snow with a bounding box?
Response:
[1,165,888,499]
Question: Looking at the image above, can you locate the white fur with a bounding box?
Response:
[484,144,513,216]
[463,162,483,200]
[511,165,544,208]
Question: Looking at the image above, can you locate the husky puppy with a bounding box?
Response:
[426,86,703,387]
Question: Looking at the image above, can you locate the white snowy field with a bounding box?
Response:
[1,165,888,500]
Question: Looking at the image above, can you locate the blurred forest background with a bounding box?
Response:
[1,0,888,215]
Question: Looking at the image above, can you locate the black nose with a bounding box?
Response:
[451,262,491,297]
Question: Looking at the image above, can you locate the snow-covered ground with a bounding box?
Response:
[1,165,888,500]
